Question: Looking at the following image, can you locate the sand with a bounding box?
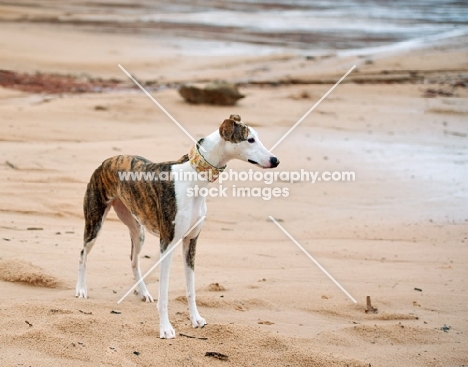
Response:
[1,5,468,367]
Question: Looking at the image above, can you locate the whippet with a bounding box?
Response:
[75,115,280,338]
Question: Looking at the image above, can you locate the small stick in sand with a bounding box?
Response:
[180,333,207,340]
[365,296,378,314]
[205,352,228,360]
[6,160,16,169]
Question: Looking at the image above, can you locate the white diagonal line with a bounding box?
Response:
[117,216,206,304]
[270,65,356,152]
[118,64,206,152]
[269,216,357,303]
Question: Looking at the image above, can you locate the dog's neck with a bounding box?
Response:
[189,132,229,183]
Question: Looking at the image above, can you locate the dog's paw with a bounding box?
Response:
[160,323,176,339]
[141,292,154,303]
[75,287,88,299]
[133,289,154,303]
[191,315,207,328]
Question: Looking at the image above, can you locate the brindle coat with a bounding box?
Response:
[83,154,188,256]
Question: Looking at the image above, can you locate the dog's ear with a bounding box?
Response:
[219,116,248,143]
[229,114,241,122]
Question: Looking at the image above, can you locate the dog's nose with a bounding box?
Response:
[270,156,279,168]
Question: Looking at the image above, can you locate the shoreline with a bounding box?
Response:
[2,16,467,57]
[1,0,467,58]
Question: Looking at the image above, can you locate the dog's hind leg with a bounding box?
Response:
[183,235,207,328]
[112,199,154,302]
[76,182,111,299]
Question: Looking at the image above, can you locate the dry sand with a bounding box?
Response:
[1,6,468,367]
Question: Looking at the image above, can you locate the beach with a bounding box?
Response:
[1,1,467,366]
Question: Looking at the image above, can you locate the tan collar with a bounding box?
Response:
[189,142,226,183]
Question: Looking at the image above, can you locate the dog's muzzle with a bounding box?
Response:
[249,157,279,168]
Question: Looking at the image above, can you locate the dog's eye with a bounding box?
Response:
[248,138,255,143]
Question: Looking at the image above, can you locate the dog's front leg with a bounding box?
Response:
[183,236,207,328]
[157,240,176,339]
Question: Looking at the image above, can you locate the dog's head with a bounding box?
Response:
[219,115,279,169]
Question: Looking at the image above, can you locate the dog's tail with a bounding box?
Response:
[83,164,112,245]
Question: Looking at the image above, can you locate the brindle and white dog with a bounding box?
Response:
[75,115,279,338]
